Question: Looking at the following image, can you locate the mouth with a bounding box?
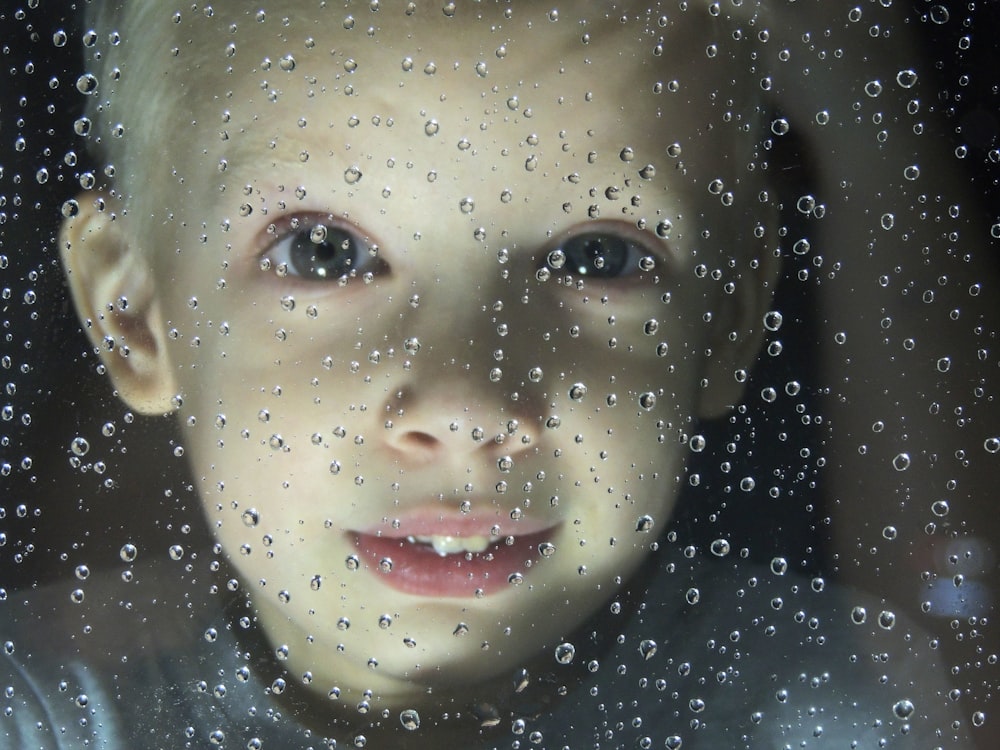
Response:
[351,518,560,598]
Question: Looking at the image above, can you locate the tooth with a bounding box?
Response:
[406,534,491,556]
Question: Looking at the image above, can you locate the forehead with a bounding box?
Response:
[126,3,742,172]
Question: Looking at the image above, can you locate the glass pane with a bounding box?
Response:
[3,2,998,748]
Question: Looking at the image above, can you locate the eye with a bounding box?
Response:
[546,228,658,280]
[264,220,380,282]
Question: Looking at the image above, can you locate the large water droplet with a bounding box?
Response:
[554,642,576,664]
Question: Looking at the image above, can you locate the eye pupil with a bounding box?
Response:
[560,233,630,277]
[289,225,359,280]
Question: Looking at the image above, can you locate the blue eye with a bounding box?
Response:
[548,230,655,279]
[266,222,378,281]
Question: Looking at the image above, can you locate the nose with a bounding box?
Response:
[380,381,540,469]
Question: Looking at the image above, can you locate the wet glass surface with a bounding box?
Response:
[2,2,999,748]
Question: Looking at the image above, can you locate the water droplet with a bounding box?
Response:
[639,392,657,410]
[638,639,657,660]
[379,557,393,573]
[710,539,730,557]
[119,543,138,563]
[554,642,576,664]
[168,545,184,561]
[424,119,440,136]
[400,709,421,730]
[893,699,914,719]
[70,437,90,456]
[241,508,260,527]
[636,515,654,532]
[344,166,363,184]
[75,73,98,94]
[345,554,360,570]
[892,453,911,471]
[878,610,896,630]
[770,557,788,575]
[568,383,587,401]
[279,54,296,71]
[927,5,950,23]
[459,197,475,213]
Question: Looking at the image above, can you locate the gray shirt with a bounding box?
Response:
[2,544,968,749]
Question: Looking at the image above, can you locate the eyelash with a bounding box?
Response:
[261,218,383,283]
[259,217,662,286]
[541,224,662,280]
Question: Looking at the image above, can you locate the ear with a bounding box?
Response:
[59,192,178,414]
[695,237,782,419]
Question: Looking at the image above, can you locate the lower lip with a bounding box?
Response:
[351,529,557,598]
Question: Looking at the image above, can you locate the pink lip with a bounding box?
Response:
[350,511,561,598]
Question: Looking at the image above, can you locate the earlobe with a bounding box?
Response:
[59,193,178,415]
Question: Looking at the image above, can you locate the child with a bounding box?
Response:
[5,1,976,748]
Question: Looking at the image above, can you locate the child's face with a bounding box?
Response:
[65,3,773,709]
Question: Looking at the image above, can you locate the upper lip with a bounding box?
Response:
[351,507,559,540]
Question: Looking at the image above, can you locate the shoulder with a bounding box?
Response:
[548,554,969,748]
[1,563,231,749]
